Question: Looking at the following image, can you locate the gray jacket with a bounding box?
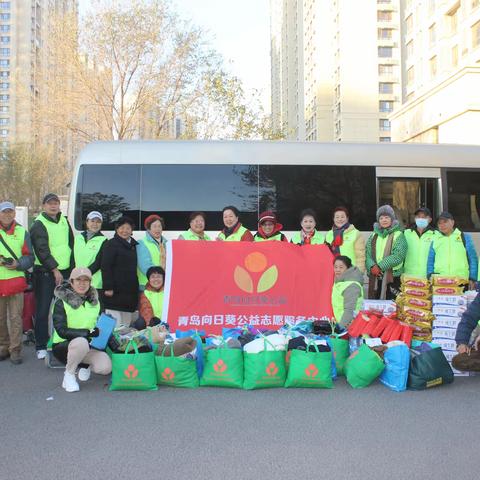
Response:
[334,266,364,328]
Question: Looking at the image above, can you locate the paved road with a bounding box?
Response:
[1,345,479,480]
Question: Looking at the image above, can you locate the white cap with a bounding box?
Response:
[86,211,103,221]
[0,201,14,212]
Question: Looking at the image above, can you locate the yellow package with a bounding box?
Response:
[401,275,430,289]
[402,307,434,321]
[404,317,432,331]
[402,286,431,299]
[431,275,468,287]
[403,296,432,310]
[412,333,432,342]
[432,285,465,296]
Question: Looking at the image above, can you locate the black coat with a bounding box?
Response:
[101,234,139,312]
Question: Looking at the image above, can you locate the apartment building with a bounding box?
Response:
[391,0,480,143]
[270,0,402,142]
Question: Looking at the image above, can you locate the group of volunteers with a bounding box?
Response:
[0,193,479,393]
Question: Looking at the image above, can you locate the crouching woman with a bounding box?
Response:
[52,267,112,393]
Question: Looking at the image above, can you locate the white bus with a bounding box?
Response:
[69,140,480,244]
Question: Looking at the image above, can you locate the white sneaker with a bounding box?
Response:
[62,371,80,393]
[36,349,47,360]
[78,367,91,382]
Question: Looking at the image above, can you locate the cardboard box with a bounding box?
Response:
[431,295,467,307]
[432,316,461,329]
[362,299,396,314]
[432,327,457,340]
[442,350,458,362]
[431,338,457,351]
[449,363,471,377]
[432,305,466,318]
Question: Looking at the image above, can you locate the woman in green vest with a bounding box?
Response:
[52,267,112,393]
[73,211,107,291]
[137,214,167,290]
[366,205,408,300]
[290,208,325,245]
[332,255,364,329]
[403,207,437,279]
[135,266,166,330]
[217,206,254,241]
[178,211,212,240]
[254,211,288,241]
[325,206,365,272]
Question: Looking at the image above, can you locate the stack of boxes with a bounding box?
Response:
[430,275,469,376]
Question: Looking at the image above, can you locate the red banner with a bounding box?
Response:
[164,240,334,334]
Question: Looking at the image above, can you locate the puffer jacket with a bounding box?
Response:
[52,282,100,344]
[333,266,364,328]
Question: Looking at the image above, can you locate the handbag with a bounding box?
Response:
[155,343,199,388]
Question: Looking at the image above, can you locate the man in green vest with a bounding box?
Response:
[30,193,74,360]
[403,207,437,278]
[0,201,34,364]
[427,211,478,290]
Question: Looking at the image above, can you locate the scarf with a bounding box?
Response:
[223,221,240,239]
[256,222,284,239]
[330,222,350,256]
[301,229,315,245]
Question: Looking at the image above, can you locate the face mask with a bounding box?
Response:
[415,218,429,229]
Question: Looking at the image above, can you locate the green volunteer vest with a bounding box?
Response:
[218,225,250,242]
[52,299,100,344]
[374,230,403,275]
[291,230,325,245]
[331,280,364,322]
[254,232,284,242]
[0,225,26,281]
[74,234,107,289]
[432,228,469,279]
[403,229,436,279]
[137,238,163,288]
[180,229,211,241]
[144,289,164,320]
[325,227,360,264]
[33,214,71,270]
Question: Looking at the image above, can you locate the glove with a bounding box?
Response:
[370,265,382,277]
[87,327,100,339]
[149,317,161,327]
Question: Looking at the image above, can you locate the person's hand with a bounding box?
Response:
[88,327,100,339]
[474,337,480,351]
[5,260,18,270]
[370,265,382,277]
[469,280,477,291]
[456,344,470,355]
[52,268,63,285]
[104,290,114,297]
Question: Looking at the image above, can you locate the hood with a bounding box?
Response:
[145,231,167,245]
[335,266,364,284]
[54,281,99,308]
[373,220,400,237]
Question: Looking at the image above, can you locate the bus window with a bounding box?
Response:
[74,165,141,230]
[378,178,437,228]
[140,164,259,231]
[259,165,376,230]
[447,170,480,231]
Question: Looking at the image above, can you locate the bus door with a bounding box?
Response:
[376,167,442,228]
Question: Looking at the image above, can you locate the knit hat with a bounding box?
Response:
[144,214,164,230]
[258,210,277,225]
[376,204,396,222]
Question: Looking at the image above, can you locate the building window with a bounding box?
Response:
[0,105,7,112]
[448,7,459,35]
[0,36,8,44]
[379,82,393,94]
[429,24,436,46]
[472,21,480,48]
[0,3,10,10]
[0,82,8,89]
[0,48,9,56]
[0,59,8,67]
[0,129,8,136]
[0,14,9,21]
[379,137,391,142]
[379,119,391,131]
[452,44,458,66]
[407,66,415,85]
[406,15,413,35]
[406,40,414,59]
[0,118,8,125]
[0,71,7,77]
[378,46,393,57]
[0,25,9,32]
[378,11,392,22]
[429,56,437,77]
[0,94,8,102]
[378,28,393,39]
[379,101,394,112]
[379,64,394,75]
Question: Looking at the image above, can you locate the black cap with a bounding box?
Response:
[438,211,454,221]
[414,207,432,217]
[42,193,60,204]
